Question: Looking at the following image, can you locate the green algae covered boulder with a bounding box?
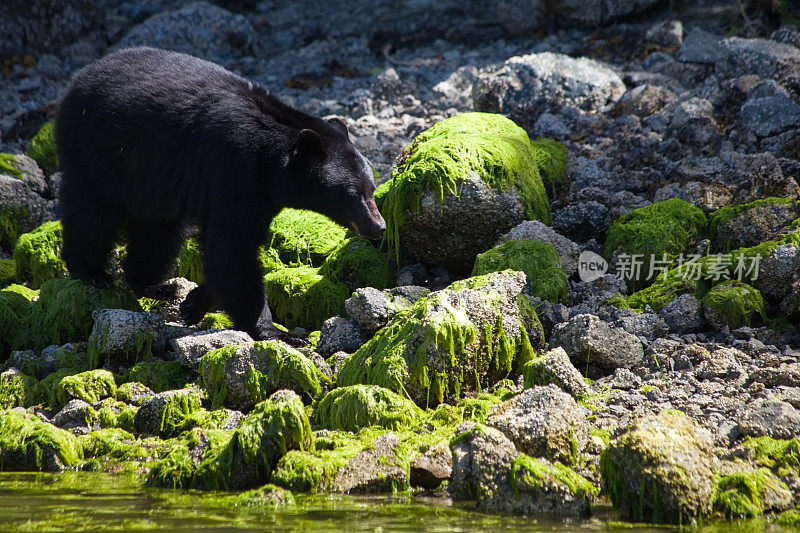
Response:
[236,483,295,507]
[317,236,393,291]
[0,284,37,360]
[124,360,187,393]
[194,390,313,490]
[380,112,564,273]
[177,238,204,284]
[55,369,117,408]
[600,411,715,524]
[147,427,232,489]
[700,280,766,329]
[26,121,58,175]
[712,467,793,519]
[0,258,15,285]
[12,278,142,353]
[268,208,348,267]
[0,409,83,471]
[199,312,234,330]
[134,388,204,439]
[78,428,152,463]
[337,270,542,408]
[510,454,596,516]
[605,198,707,290]
[315,385,424,432]
[0,369,36,409]
[708,197,799,251]
[472,240,567,303]
[13,221,66,289]
[264,265,349,331]
[200,340,328,411]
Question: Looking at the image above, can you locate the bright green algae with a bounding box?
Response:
[199,312,234,330]
[472,240,567,303]
[511,454,597,499]
[268,208,349,267]
[13,221,66,289]
[177,238,205,284]
[123,360,187,393]
[0,258,15,285]
[0,410,83,471]
[317,236,393,291]
[0,284,36,360]
[700,281,766,329]
[712,468,791,519]
[380,112,558,255]
[26,121,59,175]
[264,265,350,330]
[55,369,117,408]
[315,385,424,432]
[0,371,36,409]
[604,198,707,290]
[0,152,23,179]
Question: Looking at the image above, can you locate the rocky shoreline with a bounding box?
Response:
[2,0,800,526]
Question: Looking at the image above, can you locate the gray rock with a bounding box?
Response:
[713,201,800,251]
[170,329,253,369]
[522,347,590,398]
[659,294,705,334]
[753,244,800,301]
[115,2,258,61]
[1,154,48,196]
[737,399,800,440]
[556,0,660,28]
[716,37,800,96]
[645,20,683,47]
[410,444,452,490]
[612,309,668,341]
[499,220,581,277]
[568,274,626,312]
[432,66,477,108]
[52,399,94,430]
[601,412,715,523]
[494,0,545,34]
[397,171,527,274]
[552,201,610,243]
[551,314,644,375]
[532,112,569,137]
[316,316,367,356]
[473,52,625,123]
[331,433,407,493]
[344,287,391,335]
[487,385,589,464]
[653,182,733,212]
[147,277,198,323]
[678,28,726,64]
[88,309,164,368]
[750,364,800,388]
[695,347,744,380]
[0,173,51,252]
[611,84,676,118]
[741,92,800,137]
[115,382,154,406]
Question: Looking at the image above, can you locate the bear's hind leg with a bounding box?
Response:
[123,220,186,296]
[61,198,123,288]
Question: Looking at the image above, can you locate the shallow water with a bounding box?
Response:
[0,472,790,533]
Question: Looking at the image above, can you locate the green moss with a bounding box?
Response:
[609,276,697,312]
[146,427,231,489]
[13,221,66,289]
[12,279,142,353]
[78,428,151,462]
[712,468,790,518]
[26,121,58,175]
[0,153,23,179]
[0,370,36,409]
[0,285,35,360]
[55,369,117,408]
[0,204,30,251]
[236,484,295,507]
[604,199,707,290]
[742,436,800,479]
[511,454,597,499]
[381,113,555,256]
[472,240,567,303]
[199,312,234,330]
[200,341,328,409]
[177,238,204,284]
[777,509,800,526]
[455,392,504,423]
[0,410,83,470]
[95,398,138,432]
[708,197,797,249]
[123,361,187,393]
[529,138,569,196]
[701,281,766,329]
[193,392,313,490]
[0,258,16,285]
[315,385,424,432]
[268,208,349,267]
[264,265,349,330]
[318,236,393,291]
[149,389,204,439]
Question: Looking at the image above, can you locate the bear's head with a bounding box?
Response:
[287,117,386,240]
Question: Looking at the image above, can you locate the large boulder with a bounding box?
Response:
[551,314,644,376]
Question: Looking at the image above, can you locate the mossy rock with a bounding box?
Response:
[0,258,16,285]
[26,121,59,175]
[264,265,349,331]
[12,279,142,353]
[199,312,234,330]
[55,369,117,408]
[193,390,313,490]
[605,198,707,290]
[0,369,36,409]
[701,280,766,330]
[472,239,567,303]
[13,221,66,289]
[0,284,36,360]
[177,238,204,284]
[708,197,799,251]
[0,409,83,471]
[380,112,563,273]
[268,208,348,267]
[95,398,138,432]
[511,453,597,501]
[317,236,393,291]
[741,436,800,479]
[147,427,232,489]
[712,467,792,519]
[123,360,187,393]
[236,483,295,507]
[337,271,542,408]
[78,428,152,462]
[0,153,24,179]
[315,385,424,432]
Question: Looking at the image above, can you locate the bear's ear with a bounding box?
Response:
[327,117,349,136]
[297,129,323,155]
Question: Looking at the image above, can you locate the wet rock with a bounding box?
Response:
[551,314,644,375]
[522,346,590,397]
[0,409,83,471]
[88,309,164,368]
[601,411,715,523]
[52,399,94,430]
[410,444,452,490]
[659,294,705,334]
[332,433,407,493]
[170,329,253,369]
[115,1,258,61]
[737,399,800,440]
[473,52,625,123]
[316,316,367,356]
[499,220,580,277]
[487,385,589,464]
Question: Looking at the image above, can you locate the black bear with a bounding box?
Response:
[56,47,385,340]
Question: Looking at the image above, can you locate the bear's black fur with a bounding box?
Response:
[56,47,385,339]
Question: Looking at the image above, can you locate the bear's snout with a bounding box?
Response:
[355,196,386,240]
